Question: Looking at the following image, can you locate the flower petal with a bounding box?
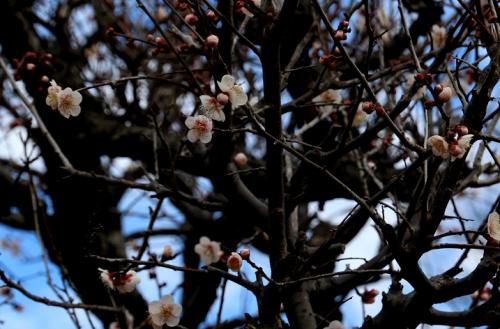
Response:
[166,315,180,327]
[187,129,200,143]
[217,75,235,93]
[171,304,182,317]
[199,131,213,144]
[161,295,174,305]
[228,85,248,108]
[487,212,500,241]
[185,117,195,129]
[148,301,162,314]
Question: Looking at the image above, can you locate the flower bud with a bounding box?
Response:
[185,13,199,25]
[162,245,174,260]
[206,10,217,20]
[227,252,243,272]
[233,152,248,166]
[146,34,155,43]
[238,248,250,260]
[361,289,379,304]
[437,86,452,102]
[334,30,346,41]
[205,34,219,48]
[216,92,229,105]
[361,101,374,114]
[26,63,36,71]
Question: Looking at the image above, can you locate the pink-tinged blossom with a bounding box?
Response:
[324,320,346,329]
[99,269,141,293]
[227,252,243,272]
[428,135,449,158]
[45,80,61,110]
[200,95,225,122]
[194,236,223,265]
[57,87,82,118]
[487,212,500,242]
[185,115,213,143]
[431,25,446,49]
[428,134,474,161]
[148,295,182,328]
[217,75,248,108]
[312,89,340,115]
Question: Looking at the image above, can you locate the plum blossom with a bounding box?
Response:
[200,95,225,122]
[324,320,346,329]
[99,269,141,293]
[428,134,474,161]
[194,236,223,265]
[227,252,243,272]
[57,87,82,118]
[185,115,213,143]
[428,135,449,158]
[45,80,61,110]
[148,295,182,328]
[217,75,248,108]
[46,80,82,118]
[487,212,500,242]
[431,25,446,49]
[312,89,340,115]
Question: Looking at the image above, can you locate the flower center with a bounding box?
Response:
[59,93,73,109]
[160,304,174,317]
[195,120,208,132]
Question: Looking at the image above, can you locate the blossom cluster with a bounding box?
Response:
[427,125,474,161]
[99,269,141,294]
[185,75,248,143]
[46,80,82,118]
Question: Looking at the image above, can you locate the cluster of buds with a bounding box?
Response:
[319,54,341,70]
[146,35,170,57]
[226,248,250,272]
[414,72,433,84]
[334,20,351,41]
[11,51,54,93]
[428,124,473,160]
[360,101,384,115]
[361,289,380,304]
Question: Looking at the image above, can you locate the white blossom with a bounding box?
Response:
[428,134,474,161]
[45,80,61,110]
[487,212,500,242]
[217,75,248,108]
[148,295,182,328]
[185,115,213,143]
[431,25,446,49]
[312,89,340,115]
[427,135,449,159]
[194,236,223,265]
[57,87,82,118]
[200,95,225,122]
[99,269,141,293]
[324,320,346,329]
[227,252,243,272]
